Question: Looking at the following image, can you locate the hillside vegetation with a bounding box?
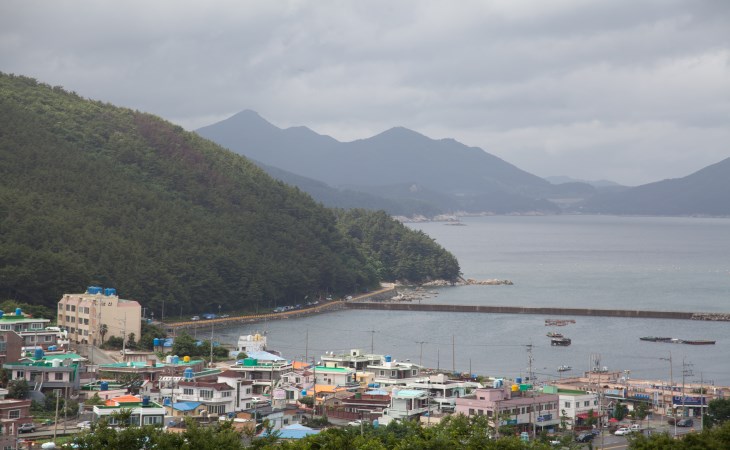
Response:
[0,73,457,314]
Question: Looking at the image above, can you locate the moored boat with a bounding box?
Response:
[551,337,571,346]
[547,331,564,338]
[681,340,716,345]
[639,336,672,342]
[558,365,572,372]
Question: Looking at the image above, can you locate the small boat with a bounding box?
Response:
[545,319,576,327]
[681,340,716,345]
[551,337,571,346]
[547,331,564,338]
[639,336,673,342]
[558,365,572,372]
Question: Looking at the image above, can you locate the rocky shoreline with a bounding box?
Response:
[387,278,513,302]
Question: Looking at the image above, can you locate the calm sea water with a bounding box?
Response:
[216,215,730,385]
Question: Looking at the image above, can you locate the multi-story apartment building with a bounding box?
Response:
[365,356,425,387]
[0,331,23,365]
[0,387,33,439]
[230,351,292,396]
[3,352,83,395]
[176,380,236,415]
[57,287,141,346]
[405,373,482,412]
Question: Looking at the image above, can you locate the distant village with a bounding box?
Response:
[1,286,726,447]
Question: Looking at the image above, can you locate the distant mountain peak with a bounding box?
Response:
[373,126,428,141]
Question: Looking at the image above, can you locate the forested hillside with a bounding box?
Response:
[336,209,460,283]
[0,73,458,315]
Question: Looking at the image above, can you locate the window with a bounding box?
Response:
[84,319,89,325]
[245,388,251,394]
[66,304,70,311]
[200,390,213,399]
[71,305,76,312]
[58,314,63,322]
[16,371,24,378]
[411,370,417,376]
[8,409,20,419]
[469,408,475,415]
[45,336,53,342]
[564,402,571,408]
[477,409,484,415]
[143,416,163,425]
[584,401,590,407]
[380,370,385,376]
[222,391,231,397]
[31,323,43,329]
[183,388,194,396]
[54,373,64,381]
[391,371,396,377]
[59,304,64,310]
[208,404,226,414]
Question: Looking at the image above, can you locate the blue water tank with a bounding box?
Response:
[88,286,102,295]
[183,368,194,380]
[172,355,180,364]
[0,310,4,318]
[34,348,44,360]
[142,396,150,406]
[153,338,160,347]
[15,308,22,316]
[48,345,57,352]
[104,288,117,296]
[372,419,379,429]
[100,382,109,391]
[385,355,392,363]
[163,398,171,406]
[516,377,522,384]
[301,390,307,396]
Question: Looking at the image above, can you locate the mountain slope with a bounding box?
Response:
[197,113,560,214]
[581,157,730,216]
[0,74,383,313]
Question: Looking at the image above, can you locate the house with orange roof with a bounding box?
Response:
[92,394,165,426]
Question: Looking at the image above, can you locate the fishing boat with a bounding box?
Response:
[547,331,564,338]
[558,365,572,372]
[639,336,672,342]
[551,337,571,346]
[639,337,716,345]
[681,340,716,345]
[545,319,576,327]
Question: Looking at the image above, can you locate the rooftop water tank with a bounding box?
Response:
[511,384,519,392]
[100,381,109,391]
[0,310,4,318]
[15,308,22,316]
[172,355,179,364]
[153,338,160,347]
[372,419,379,429]
[183,356,190,363]
[165,355,173,364]
[183,368,194,380]
[52,359,62,368]
[301,390,307,396]
[48,345,57,352]
[142,396,150,406]
[163,398,171,406]
[516,377,522,384]
[34,348,44,360]
[385,355,392,363]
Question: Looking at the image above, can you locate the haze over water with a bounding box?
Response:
[218,215,730,385]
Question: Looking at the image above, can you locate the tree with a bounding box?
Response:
[707,398,730,428]
[298,396,314,408]
[613,401,628,421]
[171,332,198,357]
[99,324,108,344]
[7,379,29,399]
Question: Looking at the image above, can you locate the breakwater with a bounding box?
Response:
[345,302,730,321]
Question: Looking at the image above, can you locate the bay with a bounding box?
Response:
[216,215,730,385]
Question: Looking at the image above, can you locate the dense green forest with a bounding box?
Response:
[336,209,460,283]
[0,73,459,316]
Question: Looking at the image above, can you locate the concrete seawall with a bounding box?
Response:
[345,302,729,321]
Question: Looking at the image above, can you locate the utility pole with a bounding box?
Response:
[682,359,693,418]
[700,372,704,432]
[370,330,375,354]
[53,393,60,440]
[452,335,455,375]
[209,320,215,367]
[311,357,317,419]
[305,329,309,363]
[417,341,425,367]
[660,352,673,416]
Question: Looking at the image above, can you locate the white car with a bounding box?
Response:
[348,419,363,426]
[614,427,632,436]
[77,421,92,429]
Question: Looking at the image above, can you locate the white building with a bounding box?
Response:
[366,356,426,387]
[320,349,383,371]
[405,373,482,412]
[379,389,431,425]
[235,333,268,357]
[93,394,165,426]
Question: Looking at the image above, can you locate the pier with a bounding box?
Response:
[344,302,730,321]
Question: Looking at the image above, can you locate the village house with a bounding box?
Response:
[322,389,391,422]
[455,385,561,435]
[93,394,165,426]
[378,388,432,425]
[3,352,84,396]
[365,355,425,387]
[57,286,141,347]
[0,387,33,439]
[320,349,383,371]
[230,351,292,397]
[0,331,23,365]
[405,373,482,412]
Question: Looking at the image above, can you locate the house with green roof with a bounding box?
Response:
[3,352,84,396]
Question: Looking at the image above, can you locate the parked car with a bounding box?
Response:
[190,315,200,321]
[18,423,36,433]
[77,421,92,429]
[676,418,694,427]
[629,424,642,432]
[347,419,363,427]
[614,427,632,436]
[576,432,594,442]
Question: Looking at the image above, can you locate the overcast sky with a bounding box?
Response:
[2,1,728,185]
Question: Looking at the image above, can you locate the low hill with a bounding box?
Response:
[0,73,458,314]
[580,157,730,216]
